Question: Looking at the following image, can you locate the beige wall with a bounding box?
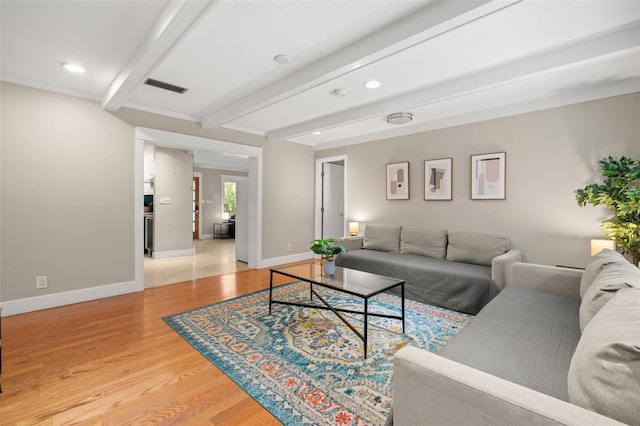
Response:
[153,147,193,254]
[0,82,135,301]
[114,107,265,147]
[262,140,315,259]
[0,82,314,311]
[195,167,248,237]
[317,93,640,268]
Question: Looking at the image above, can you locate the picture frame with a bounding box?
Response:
[386,161,410,200]
[471,152,506,200]
[424,158,452,200]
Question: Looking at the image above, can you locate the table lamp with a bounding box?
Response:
[590,239,616,256]
[349,221,360,236]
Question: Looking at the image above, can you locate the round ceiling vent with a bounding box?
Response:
[386,112,413,125]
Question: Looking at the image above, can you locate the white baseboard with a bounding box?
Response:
[200,233,213,239]
[257,252,314,269]
[152,248,195,259]
[0,279,141,317]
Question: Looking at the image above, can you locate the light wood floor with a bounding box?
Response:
[0,265,308,425]
[144,239,250,288]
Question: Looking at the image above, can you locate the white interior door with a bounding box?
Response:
[235,178,249,262]
[322,161,345,239]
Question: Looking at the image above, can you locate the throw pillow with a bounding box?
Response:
[579,260,640,331]
[579,249,626,298]
[400,227,447,259]
[568,287,640,425]
[362,225,401,252]
[445,231,509,266]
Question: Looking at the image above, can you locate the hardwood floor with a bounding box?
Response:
[0,266,304,425]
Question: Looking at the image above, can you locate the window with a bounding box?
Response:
[223,181,237,220]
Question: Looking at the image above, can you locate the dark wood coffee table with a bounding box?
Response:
[269,262,405,358]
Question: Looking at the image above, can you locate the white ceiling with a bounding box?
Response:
[2,0,639,169]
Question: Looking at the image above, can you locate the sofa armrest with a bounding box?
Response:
[509,262,582,298]
[337,236,363,251]
[491,249,521,290]
[393,346,622,426]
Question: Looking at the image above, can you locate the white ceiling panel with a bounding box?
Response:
[2,0,639,163]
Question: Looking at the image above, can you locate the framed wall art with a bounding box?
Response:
[471,152,506,200]
[386,161,410,200]
[424,158,452,201]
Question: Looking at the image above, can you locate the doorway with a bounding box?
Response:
[135,127,263,291]
[315,156,347,240]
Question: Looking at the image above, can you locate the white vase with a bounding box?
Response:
[323,259,336,276]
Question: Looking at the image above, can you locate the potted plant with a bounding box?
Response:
[575,156,640,265]
[310,238,346,275]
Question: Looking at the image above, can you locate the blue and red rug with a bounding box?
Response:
[163,281,471,425]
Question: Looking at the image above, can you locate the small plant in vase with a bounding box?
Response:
[310,238,346,275]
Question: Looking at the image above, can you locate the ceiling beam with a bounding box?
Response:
[265,22,640,142]
[102,0,217,112]
[200,0,520,129]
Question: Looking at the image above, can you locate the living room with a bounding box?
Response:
[1,1,639,424]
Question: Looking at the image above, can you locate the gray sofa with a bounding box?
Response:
[392,249,640,425]
[336,225,521,314]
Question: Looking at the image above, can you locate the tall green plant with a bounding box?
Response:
[575,156,640,264]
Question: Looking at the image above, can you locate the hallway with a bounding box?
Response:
[144,239,250,288]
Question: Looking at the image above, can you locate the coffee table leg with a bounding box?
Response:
[401,283,405,333]
[269,270,274,314]
[364,298,368,359]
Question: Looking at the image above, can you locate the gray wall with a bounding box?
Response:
[153,147,193,254]
[262,140,315,259]
[1,82,135,301]
[195,167,248,237]
[317,93,640,268]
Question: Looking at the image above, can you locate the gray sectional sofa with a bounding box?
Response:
[336,225,521,314]
[392,249,640,425]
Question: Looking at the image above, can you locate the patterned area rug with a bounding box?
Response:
[163,281,472,425]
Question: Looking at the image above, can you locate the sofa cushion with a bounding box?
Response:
[439,286,581,401]
[400,227,447,259]
[363,225,402,252]
[579,249,626,298]
[568,287,640,425]
[579,260,640,330]
[446,231,509,267]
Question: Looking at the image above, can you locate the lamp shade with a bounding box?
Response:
[590,239,616,256]
[348,221,360,236]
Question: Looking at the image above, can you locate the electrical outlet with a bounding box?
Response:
[36,275,48,289]
[286,244,292,252]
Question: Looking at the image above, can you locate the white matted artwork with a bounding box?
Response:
[424,158,452,201]
[386,161,410,200]
[471,152,506,200]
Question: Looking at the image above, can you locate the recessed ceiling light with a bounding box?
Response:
[61,63,85,73]
[312,131,321,135]
[273,54,290,64]
[364,80,381,89]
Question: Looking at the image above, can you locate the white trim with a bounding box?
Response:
[194,171,203,239]
[152,247,195,259]
[0,280,138,317]
[315,155,348,239]
[134,139,145,292]
[257,253,314,269]
[201,233,213,239]
[249,156,262,269]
